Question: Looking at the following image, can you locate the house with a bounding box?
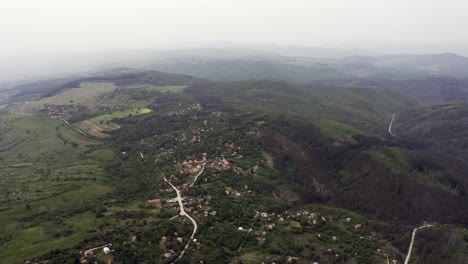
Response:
[84,250,93,256]
[131,235,138,242]
[160,236,167,243]
[80,259,88,264]
[355,224,362,229]
[167,198,178,203]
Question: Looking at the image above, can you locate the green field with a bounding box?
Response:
[74,108,152,138]
[21,82,117,113]
[313,119,366,142]
[0,111,114,263]
[0,114,83,163]
[0,181,112,263]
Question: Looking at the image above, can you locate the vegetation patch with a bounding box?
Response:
[21,82,117,113]
[74,108,152,138]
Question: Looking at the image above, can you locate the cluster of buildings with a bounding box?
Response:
[40,104,68,117]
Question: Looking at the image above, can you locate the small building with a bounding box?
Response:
[103,247,111,254]
[355,224,362,229]
[147,199,162,208]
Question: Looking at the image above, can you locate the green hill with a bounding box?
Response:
[187,79,415,133]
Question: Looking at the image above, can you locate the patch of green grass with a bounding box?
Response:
[87,148,115,161]
[74,108,152,138]
[0,182,112,227]
[0,181,112,262]
[237,252,266,263]
[290,220,301,228]
[367,146,410,171]
[384,146,407,164]
[314,119,365,141]
[0,218,98,263]
[0,114,86,163]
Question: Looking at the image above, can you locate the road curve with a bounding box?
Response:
[189,164,205,187]
[388,113,396,136]
[404,225,433,264]
[163,174,198,262]
[12,101,32,116]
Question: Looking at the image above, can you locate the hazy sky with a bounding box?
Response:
[1,0,468,56]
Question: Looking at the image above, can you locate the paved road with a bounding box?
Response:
[388,113,396,136]
[163,173,198,262]
[404,225,433,264]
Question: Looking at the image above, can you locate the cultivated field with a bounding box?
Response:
[21,82,116,113]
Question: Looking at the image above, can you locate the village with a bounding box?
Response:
[71,100,404,264]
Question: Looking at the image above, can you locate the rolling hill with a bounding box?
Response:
[2,68,468,263]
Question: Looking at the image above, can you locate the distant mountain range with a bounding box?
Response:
[145,51,468,81]
[2,45,468,85]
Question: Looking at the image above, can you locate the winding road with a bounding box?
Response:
[404,225,433,264]
[13,101,32,116]
[163,173,198,262]
[388,113,396,136]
